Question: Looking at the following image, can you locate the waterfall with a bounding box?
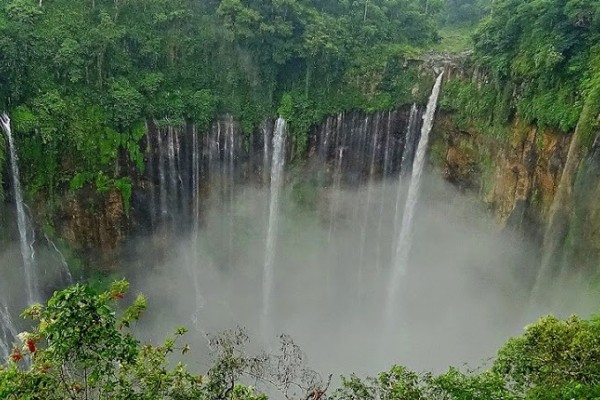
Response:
[328,113,345,242]
[0,301,18,360]
[262,121,272,186]
[400,104,421,177]
[261,117,286,336]
[167,127,177,226]
[226,117,236,267]
[0,113,39,305]
[157,126,168,221]
[189,125,205,326]
[386,73,444,319]
[393,104,420,243]
[192,126,201,238]
[44,232,73,284]
[375,111,395,271]
[358,115,380,297]
[146,125,158,228]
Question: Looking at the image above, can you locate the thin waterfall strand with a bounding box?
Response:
[0,113,39,305]
[261,117,286,336]
[358,115,380,296]
[44,232,73,284]
[157,126,168,220]
[0,302,18,360]
[392,104,420,245]
[189,125,205,327]
[400,104,421,177]
[386,73,444,318]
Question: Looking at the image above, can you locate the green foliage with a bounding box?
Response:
[493,314,600,399]
[0,0,440,202]
[333,312,600,400]
[188,89,218,128]
[335,365,426,400]
[466,0,600,138]
[439,77,510,140]
[440,0,492,26]
[108,79,145,131]
[431,25,476,53]
[114,177,133,214]
[577,66,600,148]
[0,281,266,400]
[277,54,428,158]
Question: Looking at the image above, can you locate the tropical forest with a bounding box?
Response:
[1,0,600,398]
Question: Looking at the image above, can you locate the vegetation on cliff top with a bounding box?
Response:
[4,0,597,203]
[441,0,600,143]
[3,280,600,399]
[0,0,497,201]
[0,0,449,202]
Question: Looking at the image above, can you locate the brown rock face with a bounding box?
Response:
[431,114,572,233]
[488,121,570,226]
[59,187,127,271]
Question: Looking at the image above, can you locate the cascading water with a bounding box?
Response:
[386,73,444,320]
[188,125,205,327]
[400,104,421,178]
[139,106,427,342]
[0,302,18,360]
[145,125,158,228]
[128,96,549,377]
[392,104,420,244]
[328,113,346,242]
[192,126,201,238]
[167,127,178,226]
[157,125,168,221]
[375,111,396,271]
[225,116,236,267]
[262,121,272,186]
[44,232,73,284]
[0,113,39,306]
[358,115,380,297]
[261,117,286,336]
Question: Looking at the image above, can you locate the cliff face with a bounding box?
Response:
[57,187,127,271]
[431,114,572,234]
[570,138,600,273]
[31,75,596,279]
[46,109,420,271]
[44,108,576,272]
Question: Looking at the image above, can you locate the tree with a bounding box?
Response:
[493,315,600,399]
[0,280,265,400]
[332,312,600,400]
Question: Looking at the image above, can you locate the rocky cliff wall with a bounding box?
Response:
[35,72,600,281]
[430,113,572,233]
[48,108,421,270]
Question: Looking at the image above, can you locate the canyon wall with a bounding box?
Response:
[20,68,599,283]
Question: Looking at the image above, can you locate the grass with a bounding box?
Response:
[431,25,477,53]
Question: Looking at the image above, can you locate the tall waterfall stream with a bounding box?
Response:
[0,113,39,306]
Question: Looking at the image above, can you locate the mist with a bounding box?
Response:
[127,171,597,380]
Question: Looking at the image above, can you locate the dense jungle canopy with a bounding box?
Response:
[0,0,598,203]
